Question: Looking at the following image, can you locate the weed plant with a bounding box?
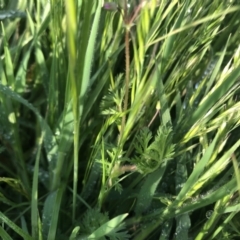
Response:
[0,0,240,239]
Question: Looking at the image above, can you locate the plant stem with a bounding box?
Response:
[120,30,130,141]
[119,3,130,144]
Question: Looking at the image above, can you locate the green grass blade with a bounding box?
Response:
[42,187,64,240]
[175,133,219,202]
[0,226,13,240]
[31,133,44,239]
[42,191,57,239]
[0,212,33,240]
[88,213,128,239]
[47,187,64,240]
[0,83,58,179]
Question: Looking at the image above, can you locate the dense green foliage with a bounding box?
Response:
[1,0,240,239]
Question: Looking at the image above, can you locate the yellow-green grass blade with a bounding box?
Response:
[88,213,128,239]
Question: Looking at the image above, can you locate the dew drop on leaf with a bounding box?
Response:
[206,210,213,219]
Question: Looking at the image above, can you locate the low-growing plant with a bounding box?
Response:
[0,0,240,239]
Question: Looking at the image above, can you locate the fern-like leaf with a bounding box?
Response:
[132,125,175,174]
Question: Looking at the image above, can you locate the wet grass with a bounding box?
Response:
[1,0,240,239]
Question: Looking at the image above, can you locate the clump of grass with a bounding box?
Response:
[0,0,240,239]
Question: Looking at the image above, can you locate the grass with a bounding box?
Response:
[1,0,240,239]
